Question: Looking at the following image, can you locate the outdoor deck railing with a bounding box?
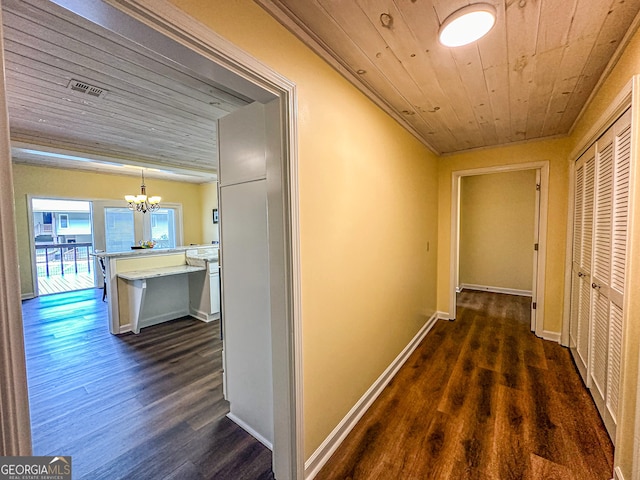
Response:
[35,242,93,277]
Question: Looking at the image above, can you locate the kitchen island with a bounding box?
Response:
[97,246,219,334]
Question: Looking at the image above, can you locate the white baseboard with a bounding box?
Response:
[227,412,273,450]
[541,330,561,343]
[613,466,624,480]
[437,311,453,321]
[304,311,440,479]
[459,283,532,297]
[119,323,132,334]
[189,308,220,323]
[21,292,35,300]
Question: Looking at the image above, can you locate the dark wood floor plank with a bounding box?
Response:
[22,288,273,480]
[316,290,614,480]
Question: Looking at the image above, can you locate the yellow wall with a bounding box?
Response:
[460,170,536,292]
[169,0,439,457]
[11,164,205,296]
[568,25,640,479]
[200,181,219,245]
[437,138,571,333]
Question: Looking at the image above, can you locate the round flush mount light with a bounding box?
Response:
[438,3,497,47]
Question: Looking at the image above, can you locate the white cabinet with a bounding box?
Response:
[569,108,632,440]
[188,261,220,321]
[218,101,275,448]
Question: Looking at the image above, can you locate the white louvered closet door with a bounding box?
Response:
[574,108,632,442]
[605,109,632,433]
[590,126,614,418]
[569,145,595,383]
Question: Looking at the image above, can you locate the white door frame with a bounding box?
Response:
[449,161,549,339]
[0,1,304,478]
[0,1,32,455]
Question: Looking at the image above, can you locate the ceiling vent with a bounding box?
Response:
[67,79,108,99]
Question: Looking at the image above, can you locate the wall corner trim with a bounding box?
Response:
[303,311,440,479]
[614,465,625,480]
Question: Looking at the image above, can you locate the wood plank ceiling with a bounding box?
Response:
[2,0,251,182]
[256,0,640,154]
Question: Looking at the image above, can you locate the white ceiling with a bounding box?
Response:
[256,0,640,154]
[2,0,260,183]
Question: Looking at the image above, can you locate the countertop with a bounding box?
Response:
[96,245,216,259]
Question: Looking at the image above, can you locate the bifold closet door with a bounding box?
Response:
[590,127,614,418]
[590,110,632,438]
[604,109,632,433]
[569,145,595,382]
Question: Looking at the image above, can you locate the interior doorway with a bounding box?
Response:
[30,198,96,296]
[450,162,550,339]
[1,0,302,478]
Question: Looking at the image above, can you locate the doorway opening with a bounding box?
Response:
[30,198,96,295]
[2,0,301,478]
[450,162,549,339]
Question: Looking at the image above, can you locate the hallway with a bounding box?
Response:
[317,291,614,479]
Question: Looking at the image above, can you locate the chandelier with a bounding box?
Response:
[125,171,161,213]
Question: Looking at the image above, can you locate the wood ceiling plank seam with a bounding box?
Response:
[538,36,596,137]
[565,0,615,45]
[568,4,640,137]
[385,0,469,145]
[505,0,542,142]
[353,0,460,147]
[9,117,215,159]
[559,0,640,133]
[534,0,577,55]
[5,72,219,140]
[524,46,566,140]
[255,0,440,153]
[10,146,214,175]
[11,157,213,184]
[450,44,498,146]
[476,0,512,145]
[6,103,216,155]
[2,24,233,118]
[2,41,231,125]
[11,157,211,184]
[4,0,248,109]
[315,0,439,134]
[481,64,512,145]
[10,133,216,170]
[530,0,577,138]
[3,55,230,131]
[1,24,235,117]
[393,0,483,141]
[549,0,617,134]
[315,6,457,151]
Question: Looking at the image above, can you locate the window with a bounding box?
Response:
[150,208,176,249]
[105,208,135,252]
[59,214,69,229]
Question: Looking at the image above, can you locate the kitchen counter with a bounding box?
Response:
[100,246,220,334]
[117,264,205,281]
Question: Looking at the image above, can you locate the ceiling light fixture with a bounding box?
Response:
[438,3,497,48]
[125,170,161,214]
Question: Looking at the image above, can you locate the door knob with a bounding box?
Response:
[592,283,601,290]
[578,272,584,277]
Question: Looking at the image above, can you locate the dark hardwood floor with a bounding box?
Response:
[22,288,273,480]
[316,290,614,480]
